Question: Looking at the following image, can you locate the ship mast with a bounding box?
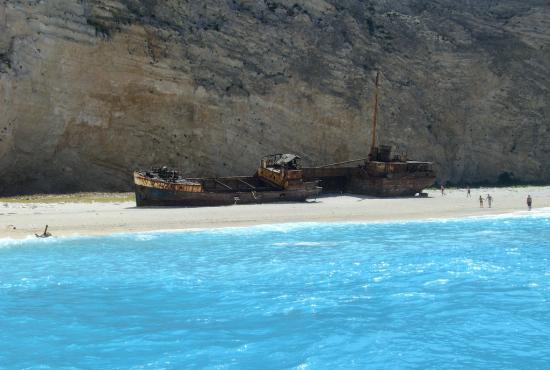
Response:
[370,71,381,158]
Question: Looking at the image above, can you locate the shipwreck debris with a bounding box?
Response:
[35,225,52,238]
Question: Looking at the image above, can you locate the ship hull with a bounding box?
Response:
[135,184,320,207]
[302,165,435,197]
[134,172,321,207]
[347,174,436,197]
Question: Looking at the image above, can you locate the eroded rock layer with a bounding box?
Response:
[1,0,549,194]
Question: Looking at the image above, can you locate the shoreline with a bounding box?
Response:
[1,186,549,240]
[3,208,550,244]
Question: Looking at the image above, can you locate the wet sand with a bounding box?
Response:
[1,186,549,239]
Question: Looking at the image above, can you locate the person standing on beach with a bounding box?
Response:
[479,195,484,208]
[467,186,471,198]
[527,195,532,211]
[486,194,493,208]
[441,185,445,196]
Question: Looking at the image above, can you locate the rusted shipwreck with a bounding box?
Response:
[134,154,321,207]
[302,72,436,197]
[302,152,435,197]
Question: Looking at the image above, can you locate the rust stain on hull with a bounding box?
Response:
[134,173,203,193]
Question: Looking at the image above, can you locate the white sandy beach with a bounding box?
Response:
[1,186,549,240]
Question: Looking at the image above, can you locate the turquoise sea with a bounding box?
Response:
[1,211,550,369]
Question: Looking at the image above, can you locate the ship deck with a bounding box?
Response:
[185,176,281,192]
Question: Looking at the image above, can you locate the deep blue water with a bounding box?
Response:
[1,212,550,369]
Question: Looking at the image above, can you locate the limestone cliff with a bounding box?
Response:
[1,0,549,194]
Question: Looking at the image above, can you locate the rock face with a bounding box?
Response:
[1,0,549,194]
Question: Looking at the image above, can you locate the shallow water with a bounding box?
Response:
[1,213,550,369]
